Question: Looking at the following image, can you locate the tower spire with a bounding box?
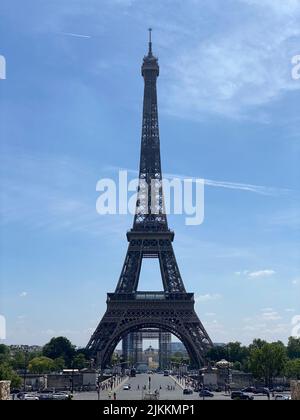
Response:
[148,27,153,56]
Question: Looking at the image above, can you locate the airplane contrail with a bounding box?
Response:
[107,166,291,197]
[61,32,91,39]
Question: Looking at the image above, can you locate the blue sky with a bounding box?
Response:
[0,0,300,348]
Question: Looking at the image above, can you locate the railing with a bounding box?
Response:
[107,292,194,302]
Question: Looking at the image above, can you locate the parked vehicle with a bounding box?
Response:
[271,386,284,393]
[256,387,270,395]
[183,388,193,395]
[22,393,39,400]
[231,391,254,400]
[275,395,291,401]
[242,387,257,393]
[52,392,70,400]
[199,390,214,398]
[38,390,54,400]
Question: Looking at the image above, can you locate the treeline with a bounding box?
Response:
[206,337,300,386]
[1,336,300,388]
[0,337,89,388]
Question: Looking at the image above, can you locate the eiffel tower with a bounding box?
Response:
[87,30,212,368]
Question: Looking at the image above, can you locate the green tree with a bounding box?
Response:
[10,349,42,370]
[0,362,22,388]
[232,361,242,371]
[111,352,120,366]
[0,344,10,364]
[249,342,287,387]
[73,353,87,370]
[285,359,300,379]
[43,337,75,367]
[206,345,227,362]
[28,356,55,374]
[227,342,249,364]
[53,357,65,372]
[207,343,249,370]
[10,350,26,370]
[249,338,267,351]
[170,352,190,365]
[287,337,300,359]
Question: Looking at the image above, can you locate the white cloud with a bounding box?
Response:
[42,329,56,336]
[248,270,276,279]
[261,311,282,321]
[270,209,300,229]
[205,312,217,317]
[19,292,28,298]
[163,0,300,121]
[195,293,222,303]
[292,278,300,285]
[235,270,276,279]
[242,322,290,340]
[243,323,267,332]
[0,152,130,237]
[285,308,296,313]
[240,0,300,16]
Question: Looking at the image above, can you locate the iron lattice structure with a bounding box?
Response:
[87,31,212,368]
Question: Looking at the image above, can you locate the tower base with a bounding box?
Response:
[87,292,212,369]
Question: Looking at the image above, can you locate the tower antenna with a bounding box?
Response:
[148,27,153,55]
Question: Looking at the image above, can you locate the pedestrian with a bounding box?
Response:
[113,392,117,400]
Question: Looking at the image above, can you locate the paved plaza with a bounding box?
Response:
[73,374,282,401]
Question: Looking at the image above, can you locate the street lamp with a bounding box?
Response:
[69,362,75,395]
